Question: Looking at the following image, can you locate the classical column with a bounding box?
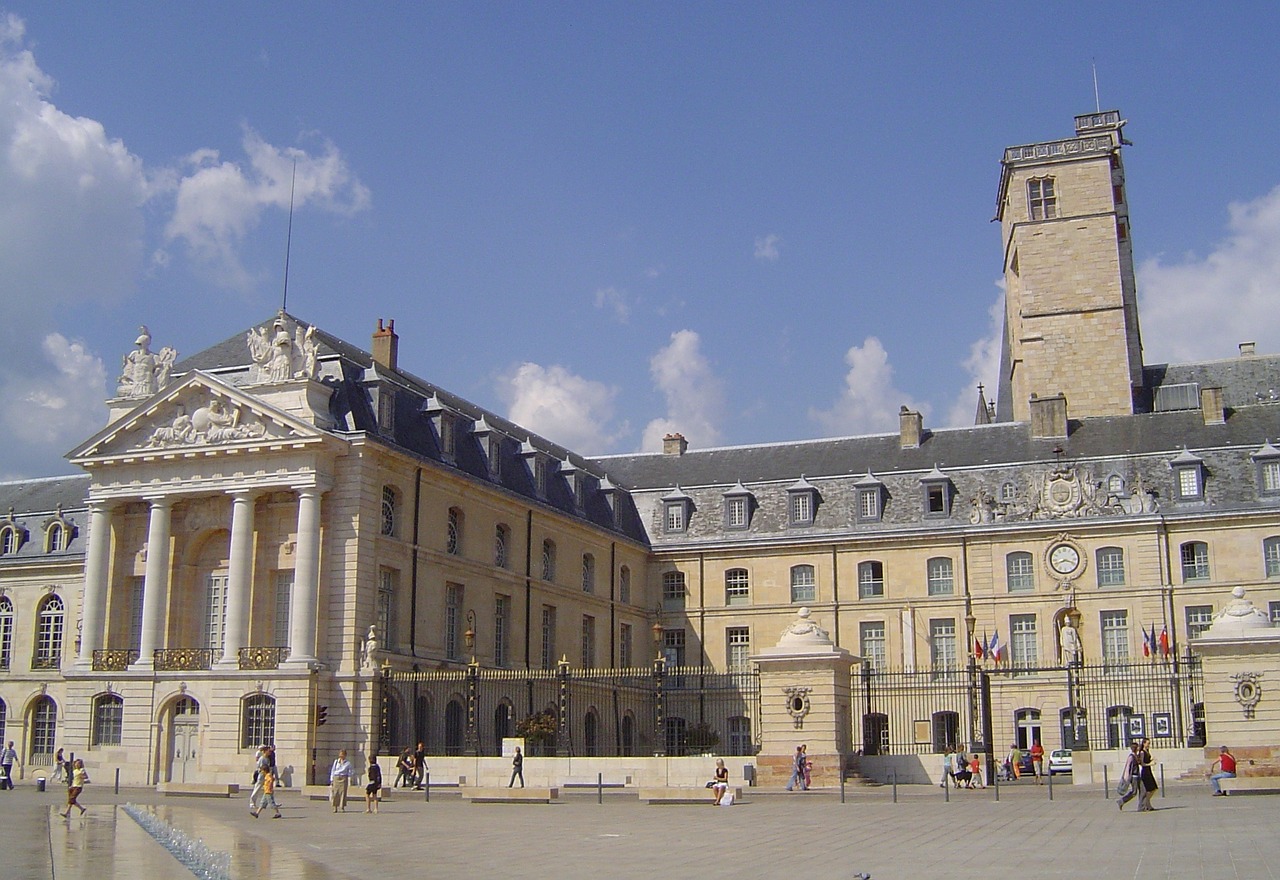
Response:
[131,497,174,670]
[75,501,115,669]
[218,490,258,668]
[286,487,322,667]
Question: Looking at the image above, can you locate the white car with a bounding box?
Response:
[1048,748,1073,775]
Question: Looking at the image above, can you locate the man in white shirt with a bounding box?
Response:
[0,741,19,790]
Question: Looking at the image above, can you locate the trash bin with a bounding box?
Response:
[36,778,46,792]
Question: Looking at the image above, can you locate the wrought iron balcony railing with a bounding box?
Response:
[238,646,290,670]
[92,649,140,671]
[153,647,215,671]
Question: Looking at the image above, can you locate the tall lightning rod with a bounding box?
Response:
[1092,60,1101,113]
[281,158,297,313]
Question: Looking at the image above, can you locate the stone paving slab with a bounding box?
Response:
[2,781,1277,879]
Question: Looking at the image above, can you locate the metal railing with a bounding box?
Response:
[92,649,140,671]
[153,648,215,671]
[238,646,290,670]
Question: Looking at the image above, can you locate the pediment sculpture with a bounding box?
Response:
[969,466,1159,525]
[246,314,319,384]
[116,326,177,399]
[142,398,271,449]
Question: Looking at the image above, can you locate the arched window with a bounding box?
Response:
[30,697,56,764]
[446,507,463,555]
[33,595,64,668]
[541,540,556,582]
[725,568,750,605]
[493,702,514,749]
[0,698,6,744]
[728,716,753,756]
[241,694,276,749]
[494,524,509,568]
[1180,541,1210,581]
[927,557,954,595]
[1106,705,1133,749]
[1006,551,1034,592]
[1107,474,1126,496]
[931,710,959,753]
[1014,708,1042,750]
[414,695,431,747]
[46,523,67,553]
[862,713,889,756]
[92,694,124,746]
[582,553,595,593]
[621,713,635,757]
[445,699,465,755]
[584,708,599,756]
[790,565,817,603]
[380,486,398,537]
[0,525,20,556]
[618,566,631,604]
[0,597,12,670]
[665,716,687,757]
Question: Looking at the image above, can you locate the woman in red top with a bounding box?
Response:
[1030,740,1045,784]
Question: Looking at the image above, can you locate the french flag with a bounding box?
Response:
[988,630,1003,663]
[1142,626,1152,658]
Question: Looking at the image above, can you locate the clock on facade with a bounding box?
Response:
[1048,543,1081,576]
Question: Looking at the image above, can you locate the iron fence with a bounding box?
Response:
[379,661,760,759]
[853,654,1203,757]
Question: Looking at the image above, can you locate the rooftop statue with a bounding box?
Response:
[247,315,319,383]
[116,325,177,399]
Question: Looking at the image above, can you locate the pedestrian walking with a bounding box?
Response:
[508,746,524,788]
[0,740,19,790]
[394,748,414,788]
[365,755,383,813]
[249,745,270,817]
[1117,742,1141,810]
[412,741,427,790]
[330,749,353,812]
[785,744,808,791]
[52,748,65,783]
[1030,739,1045,784]
[259,761,283,819]
[1137,739,1159,812]
[62,759,88,818]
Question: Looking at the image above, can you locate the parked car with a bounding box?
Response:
[1048,748,1073,775]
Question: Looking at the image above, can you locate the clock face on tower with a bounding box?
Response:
[1049,543,1081,576]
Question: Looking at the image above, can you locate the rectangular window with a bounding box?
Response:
[130,576,145,651]
[1260,461,1280,494]
[204,573,228,652]
[858,561,884,599]
[487,436,502,479]
[494,594,510,667]
[619,623,633,668]
[662,627,686,667]
[92,697,124,747]
[725,496,747,529]
[1096,548,1125,587]
[1271,602,1280,625]
[725,569,750,606]
[1028,177,1057,220]
[930,618,957,672]
[377,567,396,648]
[1009,614,1037,667]
[790,493,813,525]
[925,485,948,516]
[534,457,548,497]
[581,615,596,668]
[790,565,817,603]
[1006,552,1035,592]
[663,571,686,607]
[619,566,631,604]
[860,621,886,672]
[440,415,456,458]
[665,502,686,533]
[445,583,463,660]
[727,627,750,672]
[1265,539,1280,578]
[540,606,556,670]
[1101,610,1129,663]
[274,571,293,647]
[1176,467,1201,499]
[858,488,881,522]
[1185,604,1214,641]
[926,558,954,596]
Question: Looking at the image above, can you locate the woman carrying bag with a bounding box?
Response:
[1116,742,1140,810]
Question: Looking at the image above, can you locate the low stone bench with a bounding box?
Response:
[157,782,240,798]
[464,786,559,804]
[639,786,741,804]
[1220,777,1280,795]
[562,778,628,789]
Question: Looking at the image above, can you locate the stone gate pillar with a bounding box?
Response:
[751,607,857,787]
[1192,586,1280,757]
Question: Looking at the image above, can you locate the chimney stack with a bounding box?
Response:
[663,433,688,456]
[899,406,923,449]
[1029,393,1068,439]
[1239,341,1257,357]
[1200,386,1225,426]
[372,318,398,371]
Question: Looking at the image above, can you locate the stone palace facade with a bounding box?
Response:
[1,110,1278,785]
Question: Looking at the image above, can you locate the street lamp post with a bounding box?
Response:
[965,610,979,754]
[652,605,666,757]
[463,610,479,756]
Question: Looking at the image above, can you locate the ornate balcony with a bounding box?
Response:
[239,646,290,670]
[31,654,62,670]
[92,649,140,671]
[153,648,215,671]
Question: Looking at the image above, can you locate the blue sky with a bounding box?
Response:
[3,3,1280,479]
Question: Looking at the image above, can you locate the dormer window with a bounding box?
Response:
[423,395,456,463]
[787,477,819,527]
[46,522,67,553]
[560,460,587,511]
[0,518,20,556]
[663,487,693,534]
[520,441,549,498]
[1171,448,1205,501]
[472,417,503,480]
[1253,441,1280,496]
[723,482,754,530]
[376,388,395,432]
[855,472,885,523]
[921,466,953,518]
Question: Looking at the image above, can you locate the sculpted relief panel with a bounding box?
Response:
[142,398,287,449]
[969,465,1159,525]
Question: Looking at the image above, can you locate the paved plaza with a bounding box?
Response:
[2,779,1276,879]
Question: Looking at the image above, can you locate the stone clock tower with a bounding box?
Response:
[994,111,1145,422]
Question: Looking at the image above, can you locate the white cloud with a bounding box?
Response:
[810,337,928,435]
[593,286,631,323]
[754,233,781,262]
[1138,185,1280,364]
[942,288,1004,427]
[163,128,371,289]
[498,363,625,454]
[641,330,726,452]
[0,333,107,476]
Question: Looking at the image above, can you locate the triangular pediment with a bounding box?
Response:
[69,372,329,461]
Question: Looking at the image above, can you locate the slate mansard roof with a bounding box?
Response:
[0,474,91,565]
[172,314,649,546]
